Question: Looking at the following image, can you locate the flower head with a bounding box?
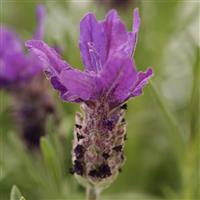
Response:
[0,5,58,149]
[0,4,45,89]
[26,8,153,188]
[26,8,152,107]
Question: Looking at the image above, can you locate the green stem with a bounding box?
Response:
[189,47,200,143]
[86,186,100,200]
[183,46,200,199]
[149,81,185,163]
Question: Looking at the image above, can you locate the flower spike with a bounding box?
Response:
[26,7,153,193]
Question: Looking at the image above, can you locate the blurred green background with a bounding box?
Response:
[0,0,199,200]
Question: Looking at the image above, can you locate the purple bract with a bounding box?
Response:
[26,8,153,108]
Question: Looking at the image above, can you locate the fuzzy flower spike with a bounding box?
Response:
[0,5,58,149]
[26,8,153,198]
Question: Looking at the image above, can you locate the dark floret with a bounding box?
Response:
[102,152,110,160]
[124,134,127,140]
[77,132,84,141]
[98,164,112,178]
[121,118,126,123]
[89,164,112,179]
[75,124,82,129]
[121,153,125,161]
[74,144,85,159]
[69,167,74,175]
[88,169,99,177]
[73,160,84,176]
[120,103,127,110]
[113,145,123,152]
[103,119,115,131]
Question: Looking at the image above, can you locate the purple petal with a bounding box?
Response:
[50,76,81,103]
[0,26,43,88]
[129,8,140,55]
[25,52,43,76]
[26,40,86,103]
[99,55,137,105]
[133,8,140,34]
[59,68,98,101]
[50,76,68,96]
[79,9,132,72]
[0,26,23,57]
[103,10,129,58]
[61,91,82,103]
[0,53,28,85]
[25,40,70,77]
[25,40,79,101]
[130,68,153,97]
[79,13,106,72]
[34,4,46,40]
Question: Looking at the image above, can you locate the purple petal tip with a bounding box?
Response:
[133,8,140,32]
[36,4,46,19]
[147,67,154,76]
[34,4,46,40]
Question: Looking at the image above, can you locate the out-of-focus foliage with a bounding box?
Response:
[10,185,26,200]
[0,0,199,200]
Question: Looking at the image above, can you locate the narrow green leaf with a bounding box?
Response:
[189,47,200,141]
[185,46,200,199]
[10,185,26,200]
[40,137,62,193]
[40,137,55,165]
[149,81,185,163]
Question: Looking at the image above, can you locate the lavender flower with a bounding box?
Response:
[0,5,45,90]
[0,5,57,149]
[26,8,153,196]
